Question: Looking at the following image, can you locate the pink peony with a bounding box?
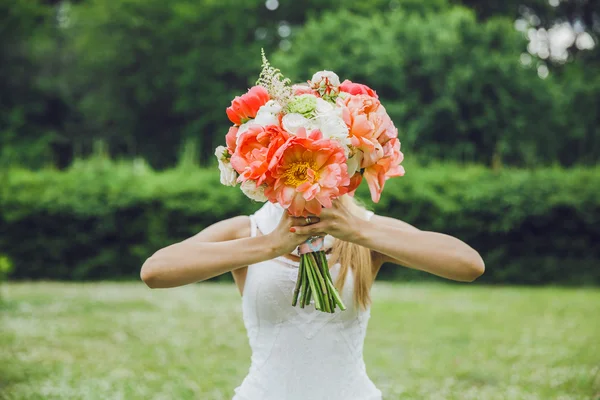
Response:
[363,138,405,203]
[230,125,290,186]
[265,128,350,217]
[339,95,396,167]
[339,80,378,99]
[225,126,238,155]
[339,94,403,202]
[345,172,364,197]
[226,86,270,126]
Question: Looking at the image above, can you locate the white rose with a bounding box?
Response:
[241,180,268,202]
[215,146,238,187]
[282,113,312,134]
[316,113,351,155]
[346,150,363,177]
[315,98,334,116]
[214,145,228,161]
[254,109,279,127]
[260,100,283,115]
[311,70,340,87]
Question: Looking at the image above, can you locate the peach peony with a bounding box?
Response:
[339,95,397,167]
[339,80,378,99]
[230,124,289,186]
[363,138,405,202]
[225,126,238,155]
[266,128,350,217]
[226,86,270,126]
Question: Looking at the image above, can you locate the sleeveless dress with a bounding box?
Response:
[232,202,383,400]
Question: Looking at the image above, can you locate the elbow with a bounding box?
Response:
[464,253,485,282]
[140,257,162,289]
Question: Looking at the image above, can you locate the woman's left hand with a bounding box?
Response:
[289,199,365,243]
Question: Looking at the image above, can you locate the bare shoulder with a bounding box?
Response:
[370,214,420,232]
[181,215,251,244]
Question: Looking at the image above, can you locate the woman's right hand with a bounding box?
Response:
[268,212,319,256]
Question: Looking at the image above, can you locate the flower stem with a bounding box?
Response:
[292,256,304,307]
[318,252,335,312]
[305,255,323,311]
[299,256,309,308]
[305,278,312,306]
[326,277,346,311]
[319,251,345,311]
[310,252,332,313]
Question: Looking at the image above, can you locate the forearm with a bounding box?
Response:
[141,234,278,288]
[354,220,485,282]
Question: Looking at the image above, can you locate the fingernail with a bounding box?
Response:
[289,227,296,233]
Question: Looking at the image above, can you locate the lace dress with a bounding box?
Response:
[232,203,382,400]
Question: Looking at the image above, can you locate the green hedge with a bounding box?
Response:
[1,158,599,284]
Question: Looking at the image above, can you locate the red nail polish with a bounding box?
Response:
[290,227,296,233]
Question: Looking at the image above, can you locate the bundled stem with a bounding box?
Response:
[291,245,346,313]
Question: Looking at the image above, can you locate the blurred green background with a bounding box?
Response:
[1,0,599,284]
[1,0,600,399]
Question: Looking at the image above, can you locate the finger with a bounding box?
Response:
[290,216,321,226]
[315,207,341,221]
[291,222,328,236]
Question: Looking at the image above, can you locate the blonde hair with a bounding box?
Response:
[328,195,375,311]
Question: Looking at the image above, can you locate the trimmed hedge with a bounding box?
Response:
[1,158,599,284]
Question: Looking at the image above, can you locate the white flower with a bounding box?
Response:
[311,70,340,88]
[254,110,279,127]
[215,146,238,187]
[346,150,363,177]
[214,145,228,161]
[241,180,268,202]
[282,113,312,134]
[260,100,283,115]
[315,98,334,116]
[315,113,351,154]
[253,100,282,127]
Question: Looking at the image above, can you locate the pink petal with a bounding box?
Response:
[289,193,306,217]
[278,186,296,207]
[305,199,322,216]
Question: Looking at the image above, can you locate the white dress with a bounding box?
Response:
[232,203,382,400]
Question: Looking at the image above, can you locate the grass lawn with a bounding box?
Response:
[1,281,599,400]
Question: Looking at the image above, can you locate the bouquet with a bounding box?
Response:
[215,50,404,313]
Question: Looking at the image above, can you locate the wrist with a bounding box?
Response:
[263,231,286,258]
[348,217,372,246]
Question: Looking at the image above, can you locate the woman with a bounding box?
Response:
[140,195,485,399]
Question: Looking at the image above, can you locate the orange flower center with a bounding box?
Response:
[283,161,320,187]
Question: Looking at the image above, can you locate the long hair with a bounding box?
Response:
[328,195,376,311]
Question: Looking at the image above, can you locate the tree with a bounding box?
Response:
[274,7,561,167]
[0,0,66,168]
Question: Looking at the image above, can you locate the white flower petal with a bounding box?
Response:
[282,113,311,134]
[315,98,334,115]
[347,151,363,176]
[214,145,228,161]
[217,158,238,187]
[316,114,351,155]
[240,180,268,202]
[254,111,279,127]
[260,100,283,115]
[310,70,340,87]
